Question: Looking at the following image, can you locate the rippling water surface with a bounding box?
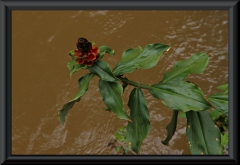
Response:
[12,10,228,154]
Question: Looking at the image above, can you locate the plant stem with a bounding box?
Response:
[118,76,151,90]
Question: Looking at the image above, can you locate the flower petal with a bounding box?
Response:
[74,53,79,57]
[90,46,99,56]
[94,54,100,61]
[74,52,84,58]
[84,61,93,66]
[77,58,85,64]
[87,54,96,61]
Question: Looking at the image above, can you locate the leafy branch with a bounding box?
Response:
[58,38,227,155]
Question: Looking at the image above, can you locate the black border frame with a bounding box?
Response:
[0,0,238,164]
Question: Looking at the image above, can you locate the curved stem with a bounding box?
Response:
[118,76,151,90]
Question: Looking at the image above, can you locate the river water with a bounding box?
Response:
[12,10,228,155]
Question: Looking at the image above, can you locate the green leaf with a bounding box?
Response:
[67,50,77,70]
[112,43,170,76]
[162,110,179,145]
[69,64,87,77]
[178,112,186,118]
[116,146,123,153]
[125,88,151,154]
[186,111,222,154]
[217,84,228,94]
[67,50,87,77]
[150,81,211,112]
[114,126,127,142]
[58,73,94,125]
[222,125,227,131]
[221,132,228,146]
[208,85,228,116]
[210,109,223,121]
[161,52,209,83]
[98,46,115,59]
[99,79,131,120]
[88,60,118,82]
[115,134,124,142]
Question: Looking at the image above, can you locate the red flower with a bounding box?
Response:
[90,45,98,56]
[76,58,85,64]
[85,61,93,66]
[87,53,96,61]
[74,50,83,58]
[74,39,99,66]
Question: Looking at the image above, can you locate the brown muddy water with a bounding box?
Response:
[12,10,228,155]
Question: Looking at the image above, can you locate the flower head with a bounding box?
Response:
[74,37,99,66]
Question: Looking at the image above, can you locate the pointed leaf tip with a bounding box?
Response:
[161,110,179,145]
[161,52,209,83]
[125,88,150,153]
[58,73,94,125]
[98,46,115,59]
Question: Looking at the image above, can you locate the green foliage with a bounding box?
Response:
[186,111,222,154]
[98,80,131,121]
[88,60,118,82]
[113,43,170,76]
[176,84,229,154]
[110,126,133,155]
[98,46,115,59]
[208,84,228,116]
[178,112,186,118]
[216,84,228,93]
[221,132,228,147]
[210,109,223,121]
[58,73,94,125]
[150,81,211,112]
[59,40,227,155]
[114,126,127,142]
[162,110,178,145]
[208,84,229,154]
[161,52,209,83]
[125,88,151,153]
[67,50,87,77]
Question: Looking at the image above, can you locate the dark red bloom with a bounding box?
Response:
[90,45,98,56]
[87,53,96,61]
[84,61,93,66]
[74,38,99,66]
[74,50,83,58]
[76,58,85,64]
